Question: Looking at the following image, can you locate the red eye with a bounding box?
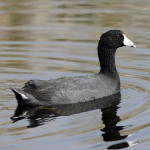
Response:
[117,35,120,39]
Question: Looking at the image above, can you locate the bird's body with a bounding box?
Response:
[12,30,136,106]
[15,73,119,105]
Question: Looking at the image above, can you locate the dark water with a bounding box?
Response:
[1,0,150,149]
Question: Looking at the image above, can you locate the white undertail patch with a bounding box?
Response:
[20,93,28,100]
[13,88,28,100]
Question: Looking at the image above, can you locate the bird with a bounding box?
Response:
[11,30,136,106]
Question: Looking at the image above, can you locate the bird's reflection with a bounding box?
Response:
[11,92,130,149]
[101,105,127,141]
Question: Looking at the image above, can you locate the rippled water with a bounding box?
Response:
[1,0,150,149]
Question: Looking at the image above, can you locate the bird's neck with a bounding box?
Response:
[98,48,119,78]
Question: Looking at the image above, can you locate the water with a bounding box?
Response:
[1,0,150,149]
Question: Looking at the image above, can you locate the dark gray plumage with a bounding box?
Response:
[11,30,136,106]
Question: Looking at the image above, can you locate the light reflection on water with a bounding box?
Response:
[1,0,150,149]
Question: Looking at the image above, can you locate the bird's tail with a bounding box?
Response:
[11,88,28,105]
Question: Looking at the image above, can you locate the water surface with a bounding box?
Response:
[1,0,150,149]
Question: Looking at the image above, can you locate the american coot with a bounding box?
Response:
[11,30,136,106]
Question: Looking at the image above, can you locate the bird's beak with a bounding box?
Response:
[123,34,136,48]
